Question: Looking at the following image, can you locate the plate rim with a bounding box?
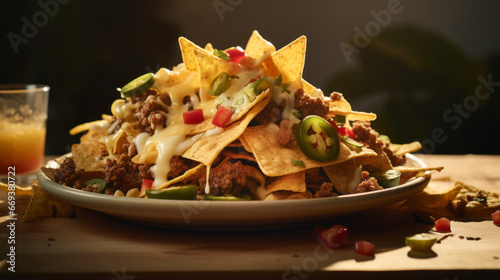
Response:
[37,153,430,230]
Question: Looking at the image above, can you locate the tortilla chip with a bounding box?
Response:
[69,119,109,135]
[402,180,500,219]
[71,143,106,171]
[388,142,422,156]
[23,182,77,222]
[221,150,256,162]
[322,159,362,194]
[204,42,214,52]
[182,94,271,167]
[394,165,444,174]
[328,92,377,121]
[179,37,206,71]
[193,48,231,94]
[264,190,313,200]
[243,124,377,177]
[244,30,276,60]
[265,35,306,83]
[239,136,252,153]
[149,163,204,191]
[266,171,306,194]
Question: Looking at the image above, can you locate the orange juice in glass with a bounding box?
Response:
[0,84,49,185]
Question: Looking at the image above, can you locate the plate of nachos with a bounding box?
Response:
[38,31,442,230]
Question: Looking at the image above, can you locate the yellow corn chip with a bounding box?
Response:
[243,124,377,177]
[23,182,77,222]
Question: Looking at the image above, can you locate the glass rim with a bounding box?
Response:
[0,84,50,94]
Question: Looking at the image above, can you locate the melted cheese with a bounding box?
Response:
[128,64,262,190]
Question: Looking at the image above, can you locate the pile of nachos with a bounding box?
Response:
[46,31,441,201]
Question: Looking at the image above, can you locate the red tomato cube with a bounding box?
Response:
[140,179,154,193]
[183,109,204,124]
[318,225,348,248]
[212,106,232,127]
[435,217,451,233]
[492,210,500,226]
[355,240,375,256]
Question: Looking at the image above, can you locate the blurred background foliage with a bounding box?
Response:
[1,0,499,155]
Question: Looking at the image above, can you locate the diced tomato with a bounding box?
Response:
[183,109,204,124]
[492,210,500,226]
[318,225,348,248]
[434,217,451,233]
[328,118,339,130]
[212,106,232,127]
[328,119,355,139]
[225,46,246,63]
[355,241,375,256]
[141,179,154,193]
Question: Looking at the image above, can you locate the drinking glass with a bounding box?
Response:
[0,84,49,186]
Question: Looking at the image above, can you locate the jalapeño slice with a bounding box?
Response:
[373,170,401,188]
[121,73,156,97]
[295,115,340,162]
[83,178,106,194]
[209,72,231,96]
[204,193,252,201]
[253,78,273,95]
[405,233,437,252]
[145,185,197,200]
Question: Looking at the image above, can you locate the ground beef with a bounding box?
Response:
[103,154,141,194]
[329,92,343,102]
[313,182,337,198]
[356,171,383,193]
[352,121,384,150]
[352,121,406,166]
[255,100,282,125]
[277,119,296,147]
[294,89,329,118]
[54,157,79,187]
[189,161,248,195]
[137,93,170,135]
[169,156,190,179]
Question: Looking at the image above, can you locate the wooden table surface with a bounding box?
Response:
[1,154,499,280]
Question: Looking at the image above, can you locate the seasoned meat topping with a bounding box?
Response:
[255,100,282,125]
[356,171,383,193]
[103,154,142,194]
[189,161,248,195]
[277,119,296,147]
[294,89,329,118]
[137,93,170,135]
[313,182,337,198]
[352,121,406,166]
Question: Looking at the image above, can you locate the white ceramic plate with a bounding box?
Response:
[38,154,430,231]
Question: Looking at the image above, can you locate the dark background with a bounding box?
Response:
[1,0,500,155]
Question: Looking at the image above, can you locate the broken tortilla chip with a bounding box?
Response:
[402,180,500,219]
[388,142,423,156]
[23,182,77,222]
[243,123,377,177]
